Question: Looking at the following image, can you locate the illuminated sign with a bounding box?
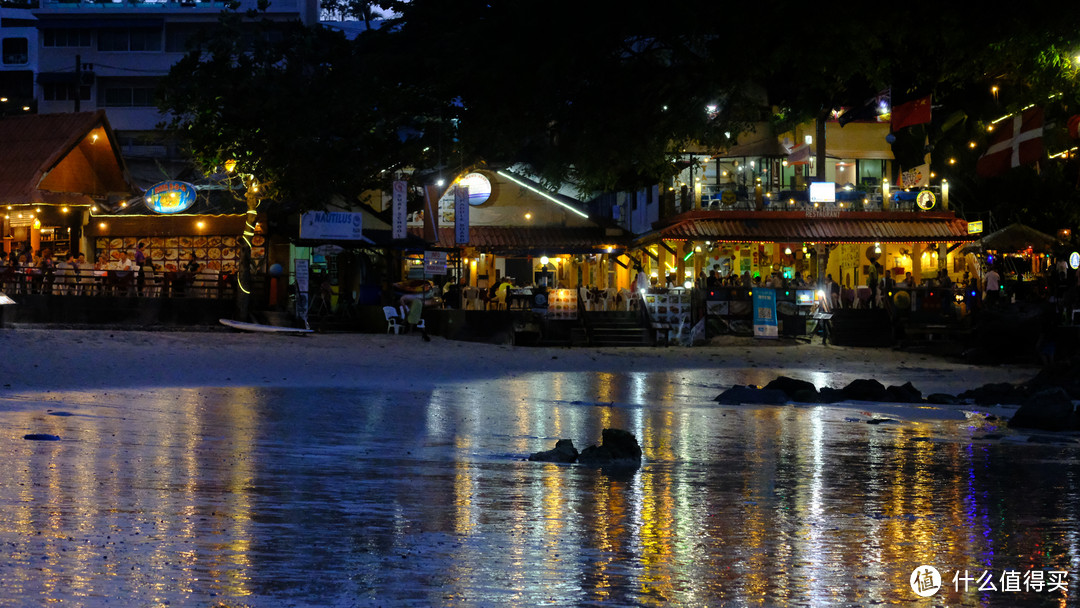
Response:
[458,172,492,206]
[809,182,835,203]
[967,220,984,234]
[144,181,197,214]
[916,190,936,210]
[300,211,363,240]
[1070,251,1079,270]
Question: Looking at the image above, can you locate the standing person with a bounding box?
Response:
[635,267,649,293]
[134,242,147,296]
[984,265,1001,305]
[867,262,881,308]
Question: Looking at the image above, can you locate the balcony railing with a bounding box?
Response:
[697,184,947,213]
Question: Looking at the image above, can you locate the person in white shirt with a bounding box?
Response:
[116,250,134,271]
[984,266,1001,304]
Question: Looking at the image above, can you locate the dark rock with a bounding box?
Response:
[24,434,60,441]
[714,385,789,405]
[791,388,821,403]
[866,418,898,425]
[763,376,817,399]
[1008,388,1078,431]
[1025,361,1080,400]
[926,393,959,405]
[842,379,889,402]
[885,381,923,403]
[528,439,579,463]
[577,428,642,467]
[958,382,1029,406]
[818,387,846,403]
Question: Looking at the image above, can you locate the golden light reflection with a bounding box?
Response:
[0,387,259,602]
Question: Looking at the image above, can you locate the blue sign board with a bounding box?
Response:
[144,181,197,214]
[753,289,778,339]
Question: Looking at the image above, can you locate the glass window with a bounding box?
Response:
[2,38,28,65]
[129,29,161,52]
[43,83,91,102]
[857,159,884,187]
[98,29,128,52]
[44,29,92,48]
[98,28,161,52]
[100,86,155,107]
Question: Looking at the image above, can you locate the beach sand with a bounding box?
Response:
[0,328,1038,396]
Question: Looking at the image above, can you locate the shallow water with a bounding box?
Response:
[0,370,1078,607]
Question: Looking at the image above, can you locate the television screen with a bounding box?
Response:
[809,181,836,203]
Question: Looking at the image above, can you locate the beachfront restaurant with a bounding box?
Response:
[408,169,630,308]
[631,203,977,344]
[406,169,632,342]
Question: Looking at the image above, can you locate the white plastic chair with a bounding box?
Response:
[383,306,403,334]
[53,266,71,295]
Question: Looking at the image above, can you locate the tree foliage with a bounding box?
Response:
[160,2,1080,233]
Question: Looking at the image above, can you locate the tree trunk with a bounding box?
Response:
[234,184,258,321]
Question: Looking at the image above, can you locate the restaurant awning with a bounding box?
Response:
[964,222,1061,254]
[634,210,976,246]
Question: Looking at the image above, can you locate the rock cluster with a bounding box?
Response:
[714,377,921,406]
[714,369,1080,433]
[529,428,642,468]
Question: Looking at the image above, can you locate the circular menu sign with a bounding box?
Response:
[916,190,936,210]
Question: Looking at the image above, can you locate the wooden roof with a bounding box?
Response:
[410,226,626,255]
[0,110,135,206]
[635,210,975,245]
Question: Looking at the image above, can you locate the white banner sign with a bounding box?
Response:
[392,180,407,239]
[300,211,363,241]
[425,250,448,275]
[455,185,469,245]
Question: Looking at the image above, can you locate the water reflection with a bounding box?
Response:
[0,370,1076,606]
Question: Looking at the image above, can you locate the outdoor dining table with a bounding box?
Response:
[507,289,534,310]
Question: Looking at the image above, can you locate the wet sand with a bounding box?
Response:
[1,328,1037,394]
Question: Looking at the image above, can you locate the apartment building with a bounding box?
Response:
[28,0,318,183]
[0,2,37,116]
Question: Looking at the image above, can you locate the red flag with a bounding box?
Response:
[976,107,1044,178]
[890,95,932,131]
[1067,114,1080,139]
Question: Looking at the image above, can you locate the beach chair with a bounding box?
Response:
[383,306,403,334]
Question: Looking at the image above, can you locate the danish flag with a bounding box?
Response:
[976,107,1044,178]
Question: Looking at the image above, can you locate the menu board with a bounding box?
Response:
[94,234,266,273]
[643,289,691,325]
[547,288,578,320]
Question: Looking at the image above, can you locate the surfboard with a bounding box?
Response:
[219,318,314,334]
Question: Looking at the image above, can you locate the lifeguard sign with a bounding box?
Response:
[144,181,197,214]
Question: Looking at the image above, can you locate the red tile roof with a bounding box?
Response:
[0,110,134,206]
[410,226,626,253]
[638,210,975,244]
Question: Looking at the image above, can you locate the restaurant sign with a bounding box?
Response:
[300,211,363,241]
[144,181,197,214]
[967,220,984,234]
